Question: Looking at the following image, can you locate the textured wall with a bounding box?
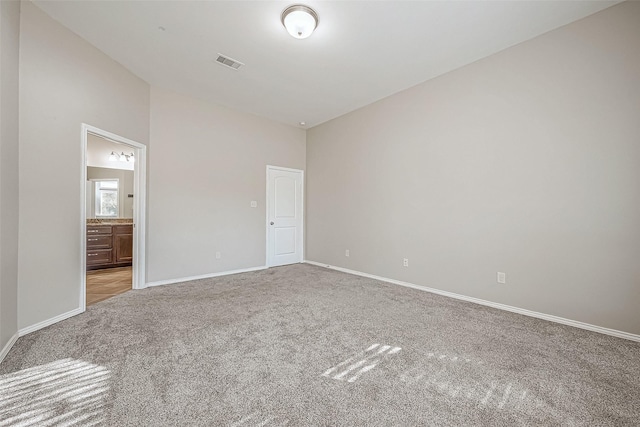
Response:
[306,2,640,334]
[0,0,20,357]
[18,2,150,330]
[147,86,305,283]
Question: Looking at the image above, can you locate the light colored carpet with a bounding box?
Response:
[1,264,639,426]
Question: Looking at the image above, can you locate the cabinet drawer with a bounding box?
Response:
[113,224,133,234]
[86,249,112,265]
[87,235,112,249]
[87,225,112,235]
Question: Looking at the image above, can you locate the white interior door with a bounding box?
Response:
[267,166,303,267]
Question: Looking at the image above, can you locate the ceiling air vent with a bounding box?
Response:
[215,54,244,70]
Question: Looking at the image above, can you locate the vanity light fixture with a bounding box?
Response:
[109,151,135,163]
[281,5,318,39]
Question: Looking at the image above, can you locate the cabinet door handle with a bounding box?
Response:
[88,230,99,233]
[87,254,98,257]
[88,238,98,241]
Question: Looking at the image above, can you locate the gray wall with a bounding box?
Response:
[0,0,20,356]
[18,2,150,330]
[87,167,134,219]
[306,2,640,335]
[148,86,306,283]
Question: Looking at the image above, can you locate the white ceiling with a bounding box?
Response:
[34,1,618,128]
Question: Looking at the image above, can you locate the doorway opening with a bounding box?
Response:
[81,124,146,310]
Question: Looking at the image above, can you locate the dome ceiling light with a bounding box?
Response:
[281,5,318,39]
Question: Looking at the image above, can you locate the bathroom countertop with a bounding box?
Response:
[87,219,134,226]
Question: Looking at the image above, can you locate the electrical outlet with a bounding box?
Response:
[215,251,221,259]
[497,272,506,284]
[345,249,350,257]
[403,258,409,267]
[250,201,257,208]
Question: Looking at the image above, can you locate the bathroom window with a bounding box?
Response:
[95,180,119,217]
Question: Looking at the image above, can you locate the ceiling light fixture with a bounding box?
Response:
[109,151,135,163]
[281,5,318,39]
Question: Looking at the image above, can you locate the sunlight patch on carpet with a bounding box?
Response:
[399,353,528,411]
[322,343,401,383]
[230,411,290,427]
[0,358,111,426]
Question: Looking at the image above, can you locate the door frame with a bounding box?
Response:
[80,124,147,312]
[265,165,304,267]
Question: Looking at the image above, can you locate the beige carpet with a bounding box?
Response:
[1,264,639,426]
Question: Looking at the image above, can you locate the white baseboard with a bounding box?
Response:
[146,265,268,288]
[18,307,84,337]
[14,266,266,340]
[0,332,19,363]
[304,260,640,343]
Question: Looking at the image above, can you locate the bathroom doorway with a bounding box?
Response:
[81,124,146,309]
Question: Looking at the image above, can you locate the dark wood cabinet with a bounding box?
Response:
[87,248,112,266]
[87,234,112,249]
[114,225,133,263]
[87,224,133,270]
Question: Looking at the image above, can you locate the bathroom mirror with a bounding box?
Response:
[86,167,133,219]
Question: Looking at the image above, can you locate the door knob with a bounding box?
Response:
[270,222,274,225]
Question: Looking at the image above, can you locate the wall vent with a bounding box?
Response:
[215,54,244,70]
